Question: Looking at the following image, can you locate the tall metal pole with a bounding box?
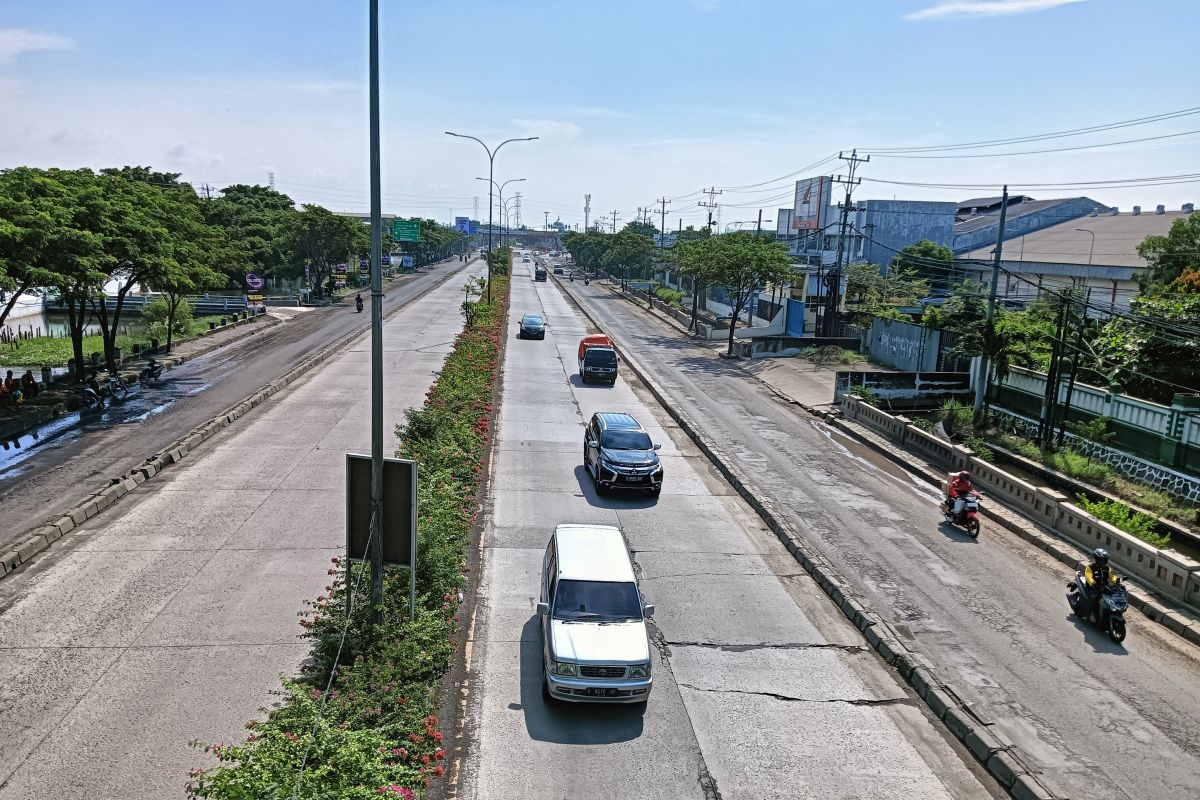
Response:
[975,185,1009,414]
[367,0,385,624]
[486,154,495,302]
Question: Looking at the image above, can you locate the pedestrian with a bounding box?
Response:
[3,370,23,404]
[20,370,38,400]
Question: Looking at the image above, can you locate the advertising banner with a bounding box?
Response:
[401,255,414,268]
[792,176,831,231]
[335,263,348,275]
[455,216,471,234]
[245,273,264,291]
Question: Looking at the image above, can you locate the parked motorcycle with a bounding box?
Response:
[941,492,981,537]
[139,359,165,386]
[105,369,130,399]
[78,380,104,412]
[1067,573,1129,643]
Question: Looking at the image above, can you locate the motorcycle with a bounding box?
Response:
[79,380,104,412]
[355,296,364,313]
[1067,573,1129,643]
[583,276,590,285]
[139,359,165,386]
[569,273,575,282]
[941,491,981,537]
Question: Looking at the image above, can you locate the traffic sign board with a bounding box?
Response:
[392,219,420,242]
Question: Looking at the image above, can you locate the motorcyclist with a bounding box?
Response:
[355,293,364,312]
[1084,548,1119,592]
[944,470,975,522]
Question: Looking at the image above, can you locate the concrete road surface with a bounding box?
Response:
[555,265,1200,800]
[0,257,472,555]
[454,252,994,800]
[0,261,487,799]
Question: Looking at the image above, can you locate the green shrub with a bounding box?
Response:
[938,399,974,435]
[966,435,994,461]
[653,286,685,308]
[141,296,194,337]
[849,385,880,407]
[1068,415,1116,445]
[910,415,936,432]
[1075,495,1169,548]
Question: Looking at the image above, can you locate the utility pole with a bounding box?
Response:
[611,210,620,234]
[367,0,385,624]
[1056,287,1090,447]
[974,185,1010,414]
[756,208,762,233]
[584,193,591,232]
[1038,296,1070,447]
[544,210,550,230]
[657,196,671,250]
[826,150,869,337]
[699,187,722,233]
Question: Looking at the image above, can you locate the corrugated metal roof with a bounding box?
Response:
[959,210,1193,267]
[954,198,1078,234]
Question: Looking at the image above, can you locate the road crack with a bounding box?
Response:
[678,683,914,706]
[667,640,868,653]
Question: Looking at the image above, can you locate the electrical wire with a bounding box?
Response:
[870,129,1200,160]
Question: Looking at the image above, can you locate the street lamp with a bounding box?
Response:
[1075,228,1095,266]
[477,176,524,249]
[446,132,538,302]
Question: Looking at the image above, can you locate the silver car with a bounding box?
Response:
[537,524,654,703]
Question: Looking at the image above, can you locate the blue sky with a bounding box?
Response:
[1,0,1197,228]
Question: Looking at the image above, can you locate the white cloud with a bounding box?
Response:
[905,0,1086,21]
[511,118,583,140]
[0,28,73,64]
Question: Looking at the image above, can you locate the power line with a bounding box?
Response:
[869,128,1200,160]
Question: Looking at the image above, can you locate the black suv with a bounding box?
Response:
[583,412,663,496]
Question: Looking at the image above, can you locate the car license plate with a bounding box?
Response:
[625,476,643,482]
[586,687,620,697]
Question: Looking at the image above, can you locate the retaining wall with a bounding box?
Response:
[841,395,1200,610]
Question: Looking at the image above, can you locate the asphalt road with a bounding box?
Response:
[555,265,1200,800]
[0,259,488,799]
[0,257,472,555]
[454,252,994,800]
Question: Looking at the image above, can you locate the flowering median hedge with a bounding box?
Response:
[188,273,509,800]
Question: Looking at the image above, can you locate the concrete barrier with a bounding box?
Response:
[841,395,1200,613]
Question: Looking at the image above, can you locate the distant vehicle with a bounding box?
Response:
[518,313,546,339]
[523,256,531,263]
[583,412,663,496]
[553,266,564,275]
[535,266,548,282]
[538,523,654,703]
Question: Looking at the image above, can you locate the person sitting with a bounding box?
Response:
[20,370,38,400]
[3,370,23,404]
[944,470,975,519]
[1085,548,1119,591]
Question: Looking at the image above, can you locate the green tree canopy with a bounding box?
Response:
[1138,213,1200,293]
[702,232,795,355]
[283,205,370,297]
[844,262,928,327]
[602,228,656,282]
[562,230,611,271]
[891,239,957,288]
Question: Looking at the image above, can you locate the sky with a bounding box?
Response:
[1,0,1197,231]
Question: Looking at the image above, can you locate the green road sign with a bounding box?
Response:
[392,219,420,242]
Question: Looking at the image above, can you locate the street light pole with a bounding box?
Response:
[1075,228,1095,266]
[446,132,538,302]
[477,177,524,250]
[367,0,386,624]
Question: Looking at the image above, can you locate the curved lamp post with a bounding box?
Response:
[445,132,538,301]
[477,176,525,249]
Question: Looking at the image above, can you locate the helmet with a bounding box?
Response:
[958,471,971,480]
[1093,548,1109,565]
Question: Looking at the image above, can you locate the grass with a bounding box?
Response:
[994,433,1197,526]
[1,315,227,368]
[803,345,861,368]
[1075,495,1170,548]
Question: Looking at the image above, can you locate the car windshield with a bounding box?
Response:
[602,429,652,450]
[522,315,543,325]
[553,579,642,621]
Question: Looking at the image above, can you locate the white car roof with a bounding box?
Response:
[554,524,635,582]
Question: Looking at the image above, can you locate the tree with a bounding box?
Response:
[891,239,957,288]
[283,205,369,298]
[920,279,987,331]
[621,220,658,238]
[1138,213,1200,293]
[602,228,656,287]
[562,230,611,273]
[844,262,928,327]
[670,237,719,332]
[150,191,228,353]
[704,232,795,355]
[1093,293,1200,403]
[0,167,96,330]
[205,184,298,287]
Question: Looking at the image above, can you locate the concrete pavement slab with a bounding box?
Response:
[76,489,266,552]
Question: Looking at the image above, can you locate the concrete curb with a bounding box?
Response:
[0,259,475,581]
[556,279,1064,800]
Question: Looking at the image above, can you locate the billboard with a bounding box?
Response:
[792,176,831,231]
[455,216,471,234]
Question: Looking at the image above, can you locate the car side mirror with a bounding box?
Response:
[652,443,662,451]
[587,439,598,448]
[643,604,655,617]
[536,602,549,615]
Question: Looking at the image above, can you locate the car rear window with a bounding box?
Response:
[585,349,616,365]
